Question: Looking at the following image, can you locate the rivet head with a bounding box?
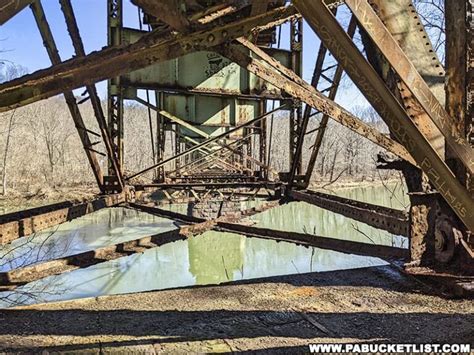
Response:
[207,34,215,43]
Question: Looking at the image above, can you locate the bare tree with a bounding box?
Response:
[413,0,445,58]
[0,64,27,195]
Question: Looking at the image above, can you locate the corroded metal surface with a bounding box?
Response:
[0,5,297,111]
[347,0,474,176]
[0,0,34,25]
[293,0,474,232]
[1,0,473,283]
[0,194,125,245]
[289,190,409,237]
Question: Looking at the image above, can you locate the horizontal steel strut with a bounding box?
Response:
[0,194,125,244]
[289,190,409,236]
[293,0,474,232]
[219,43,415,163]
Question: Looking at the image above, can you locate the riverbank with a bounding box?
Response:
[0,178,403,216]
[0,265,472,353]
[0,185,99,215]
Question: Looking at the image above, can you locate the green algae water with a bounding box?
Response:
[0,183,408,308]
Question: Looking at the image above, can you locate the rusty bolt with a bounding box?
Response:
[207,34,215,43]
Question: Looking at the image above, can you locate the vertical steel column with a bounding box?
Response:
[259,100,267,179]
[468,0,473,147]
[107,0,124,192]
[246,125,252,171]
[155,91,165,182]
[174,123,181,174]
[288,17,303,176]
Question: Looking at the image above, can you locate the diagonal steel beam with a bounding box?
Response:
[172,130,251,174]
[220,42,415,164]
[59,0,123,189]
[303,15,357,188]
[126,105,284,180]
[167,134,252,176]
[0,0,34,25]
[29,0,105,191]
[293,0,474,232]
[0,5,297,112]
[346,0,474,176]
[135,97,275,175]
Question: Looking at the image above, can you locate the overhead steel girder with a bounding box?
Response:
[293,0,474,232]
[0,0,34,25]
[220,41,415,164]
[0,5,297,112]
[126,105,284,180]
[345,0,474,177]
[303,15,357,188]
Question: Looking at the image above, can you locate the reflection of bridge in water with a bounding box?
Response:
[0,0,473,298]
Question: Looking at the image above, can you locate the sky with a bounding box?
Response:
[0,1,368,109]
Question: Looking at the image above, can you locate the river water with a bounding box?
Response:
[0,183,408,308]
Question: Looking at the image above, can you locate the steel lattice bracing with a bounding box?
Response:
[0,0,473,291]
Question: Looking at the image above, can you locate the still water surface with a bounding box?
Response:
[0,183,408,308]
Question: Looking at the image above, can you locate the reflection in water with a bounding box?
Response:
[0,184,404,308]
[0,208,178,273]
[251,183,409,248]
[0,231,382,308]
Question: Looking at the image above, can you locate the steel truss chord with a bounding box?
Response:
[0,0,34,25]
[345,0,474,177]
[221,41,415,163]
[293,0,474,232]
[0,5,298,112]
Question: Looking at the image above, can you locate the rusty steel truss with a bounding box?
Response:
[0,0,473,296]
